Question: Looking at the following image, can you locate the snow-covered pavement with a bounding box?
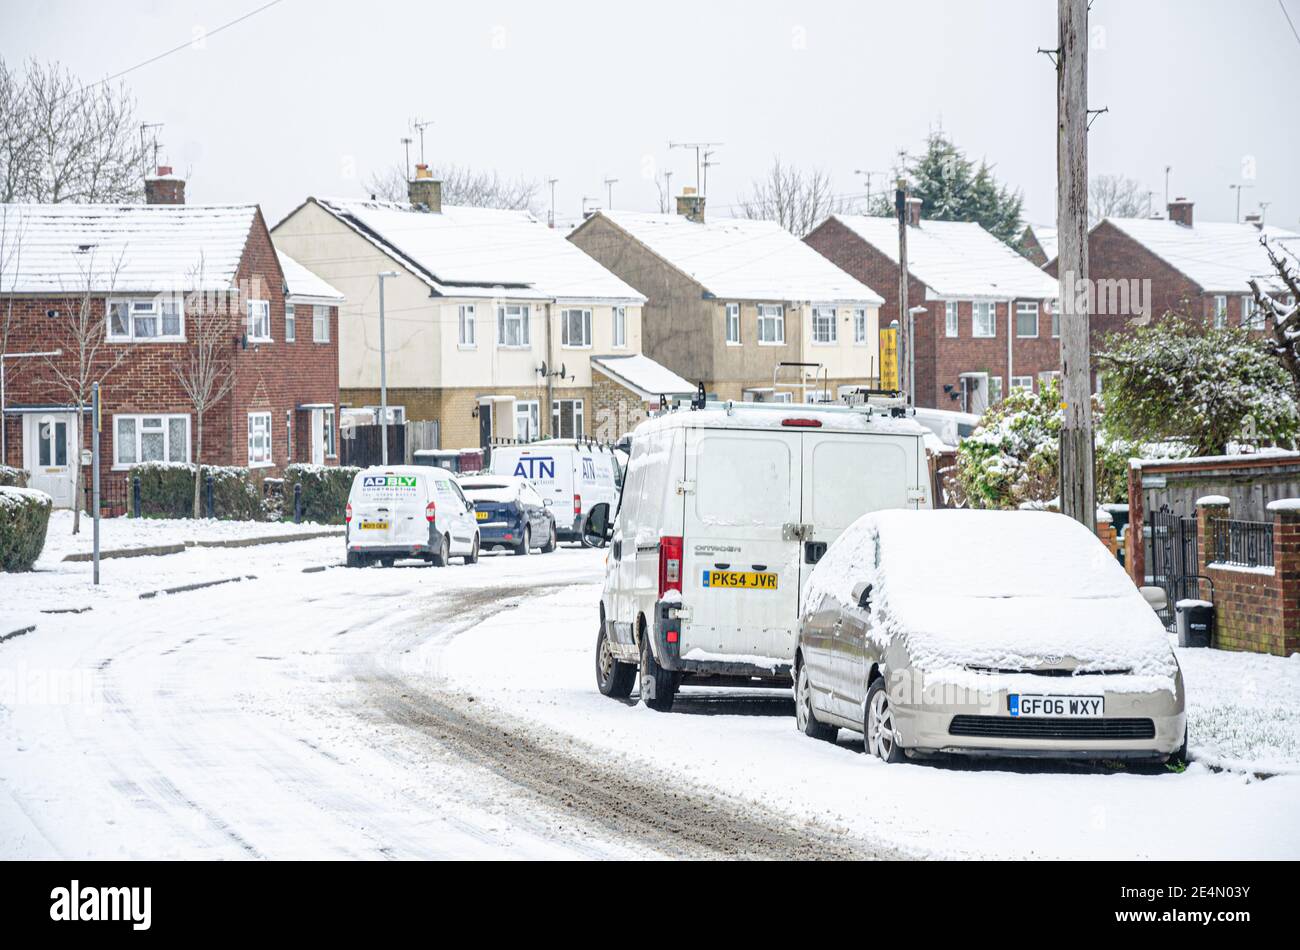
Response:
[2,515,1299,859]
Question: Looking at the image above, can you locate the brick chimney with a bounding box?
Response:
[906,196,923,227]
[1167,197,1194,227]
[1243,211,1263,230]
[408,163,442,213]
[676,186,705,224]
[144,166,185,205]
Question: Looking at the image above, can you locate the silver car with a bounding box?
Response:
[794,509,1187,765]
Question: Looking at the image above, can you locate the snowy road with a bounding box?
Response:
[2,521,1299,860]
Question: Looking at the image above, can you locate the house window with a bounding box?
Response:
[561,308,592,348]
[458,304,476,346]
[973,302,996,338]
[988,375,1004,404]
[811,307,837,344]
[853,308,868,344]
[313,305,330,343]
[106,296,184,341]
[1242,294,1264,330]
[1213,295,1228,329]
[323,407,336,458]
[612,306,627,348]
[1015,301,1039,338]
[285,303,296,342]
[945,301,959,338]
[246,300,271,341]
[113,414,189,469]
[757,304,785,344]
[497,304,531,347]
[1049,300,1061,338]
[552,399,584,438]
[725,303,741,344]
[247,412,273,468]
[365,405,405,425]
[515,400,540,441]
[1011,375,1034,392]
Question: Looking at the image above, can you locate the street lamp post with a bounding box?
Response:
[376,271,398,465]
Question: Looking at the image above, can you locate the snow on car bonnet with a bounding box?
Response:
[805,509,1177,686]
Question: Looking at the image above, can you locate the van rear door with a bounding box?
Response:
[352,471,423,546]
[681,428,804,665]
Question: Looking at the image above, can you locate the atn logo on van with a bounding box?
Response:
[513,457,555,480]
[581,458,596,480]
[362,475,416,489]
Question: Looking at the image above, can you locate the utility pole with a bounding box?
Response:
[1056,0,1095,531]
[377,271,398,465]
[547,178,558,227]
[895,179,910,404]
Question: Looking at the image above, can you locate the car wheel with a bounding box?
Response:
[463,534,480,565]
[514,525,531,556]
[379,557,395,569]
[345,550,364,568]
[540,521,557,553]
[595,619,635,698]
[864,678,905,763]
[1168,726,1189,770]
[639,627,677,712]
[795,659,838,742]
[429,533,448,567]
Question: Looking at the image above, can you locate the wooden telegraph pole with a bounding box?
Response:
[1056,0,1095,530]
[895,179,910,404]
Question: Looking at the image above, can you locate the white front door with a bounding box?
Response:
[24,412,77,509]
[310,409,325,466]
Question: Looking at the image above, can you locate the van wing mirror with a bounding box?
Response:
[542,497,553,507]
[852,581,873,610]
[582,502,612,548]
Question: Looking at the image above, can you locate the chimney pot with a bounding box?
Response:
[906,196,923,227]
[408,164,442,213]
[144,167,185,205]
[1167,197,1194,227]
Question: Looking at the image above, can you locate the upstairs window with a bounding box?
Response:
[757,304,785,345]
[107,296,184,341]
[612,306,626,348]
[945,301,959,338]
[1015,301,1039,338]
[497,304,531,347]
[725,303,741,344]
[561,308,592,348]
[285,303,296,341]
[246,300,271,341]
[973,301,997,338]
[811,307,837,344]
[313,305,330,343]
[853,308,868,344]
[458,304,476,346]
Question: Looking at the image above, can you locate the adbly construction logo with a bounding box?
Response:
[362,475,416,489]
[1059,270,1153,321]
[50,880,151,931]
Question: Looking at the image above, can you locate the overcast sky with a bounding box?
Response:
[4,0,1298,231]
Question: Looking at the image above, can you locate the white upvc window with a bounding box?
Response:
[497,304,531,347]
[247,411,273,468]
[113,413,190,469]
[811,306,837,344]
[1241,294,1265,330]
[1015,301,1039,338]
[561,308,592,348]
[853,308,868,344]
[612,306,627,348]
[458,304,476,347]
[515,400,540,441]
[323,406,336,458]
[246,299,271,341]
[1049,299,1061,338]
[988,375,1004,404]
[285,303,296,342]
[945,301,959,338]
[725,303,741,344]
[1011,375,1034,392]
[1213,295,1228,329]
[757,304,785,345]
[106,296,184,341]
[973,301,997,338]
[552,399,584,439]
[313,305,330,343]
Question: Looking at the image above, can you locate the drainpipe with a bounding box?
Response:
[1006,298,1014,398]
[544,302,554,437]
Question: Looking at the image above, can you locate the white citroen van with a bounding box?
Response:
[344,465,480,567]
[490,440,618,542]
[587,402,931,711]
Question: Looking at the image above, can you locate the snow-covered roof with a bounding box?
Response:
[276,249,344,304]
[1101,217,1299,294]
[591,353,696,400]
[0,203,258,295]
[309,198,644,303]
[1026,223,1058,262]
[828,215,1059,301]
[583,210,884,305]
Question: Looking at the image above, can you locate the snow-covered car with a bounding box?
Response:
[490,440,619,542]
[457,474,557,555]
[795,509,1187,765]
[344,465,480,567]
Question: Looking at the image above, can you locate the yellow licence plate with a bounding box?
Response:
[702,570,778,590]
[360,520,389,530]
[476,511,489,521]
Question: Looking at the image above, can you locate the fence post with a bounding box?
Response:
[132,475,142,519]
[205,473,215,519]
[293,482,303,525]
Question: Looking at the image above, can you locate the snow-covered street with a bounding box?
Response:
[2,515,1298,860]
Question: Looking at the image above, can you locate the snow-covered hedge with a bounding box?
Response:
[282,464,359,525]
[129,462,264,521]
[0,486,52,572]
[0,465,28,489]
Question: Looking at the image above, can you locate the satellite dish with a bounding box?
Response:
[559,362,567,379]
[539,360,548,377]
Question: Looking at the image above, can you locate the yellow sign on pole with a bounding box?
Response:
[879,328,898,391]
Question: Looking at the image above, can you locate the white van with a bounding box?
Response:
[344,465,480,567]
[490,440,618,541]
[586,402,931,711]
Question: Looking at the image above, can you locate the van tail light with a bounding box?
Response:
[658,536,683,598]
[573,493,582,515]
[425,501,436,522]
[345,503,353,524]
[781,417,823,428]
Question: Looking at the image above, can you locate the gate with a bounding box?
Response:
[1148,508,1200,603]
[340,423,406,468]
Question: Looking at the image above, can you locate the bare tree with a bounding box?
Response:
[738,158,851,237]
[365,162,542,213]
[654,171,673,213]
[172,258,236,518]
[35,251,133,534]
[1089,173,1150,225]
[0,57,146,204]
[1249,237,1300,395]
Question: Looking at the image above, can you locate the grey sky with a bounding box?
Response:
[4,0,1297,231]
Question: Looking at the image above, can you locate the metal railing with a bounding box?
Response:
[1209,517,1274,569]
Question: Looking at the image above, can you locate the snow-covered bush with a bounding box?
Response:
[0,465,28,488]
[282,464,359,524]
[0,486,52,571]
[128,462,264,521]
[1098,320,1300,456]
[952,379,1128,510]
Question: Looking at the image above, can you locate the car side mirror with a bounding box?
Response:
[852,581,873,610]
[543,498,553,507]
[466,501,475,513]
[582,502,612,548]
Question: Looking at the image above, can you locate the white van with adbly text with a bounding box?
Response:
[490,440,618,542]
[345,465,480,567]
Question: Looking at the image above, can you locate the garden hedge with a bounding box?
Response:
[0,465,28,489]
[128,462,265,521]
[282,463,359,524]
[0,486,52,572]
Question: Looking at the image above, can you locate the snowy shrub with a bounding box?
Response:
[0,486,52,572]
[282,464,359,524]
[0,465,28,488]
[953,379,1128,510]
[1098,320,1300,456]
[128,462,264,521]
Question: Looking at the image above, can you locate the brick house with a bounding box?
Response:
[804,207,1060,412]
[0,169,343,508]
[568,192,885,404]
[1017,223,1057,268]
